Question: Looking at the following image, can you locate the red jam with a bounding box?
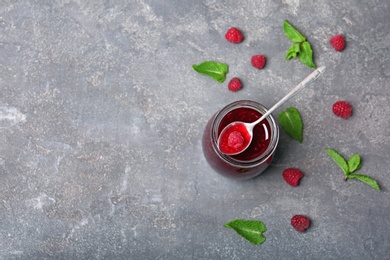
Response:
[202,101,278,180]
[218,107,271,161]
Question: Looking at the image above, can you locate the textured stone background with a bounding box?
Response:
[1,0,389,259]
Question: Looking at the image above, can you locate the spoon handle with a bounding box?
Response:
[249,66,326,128]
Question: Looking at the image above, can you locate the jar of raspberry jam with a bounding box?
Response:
[202,100,279,180]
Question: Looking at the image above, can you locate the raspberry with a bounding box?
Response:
[228,77,242,92]
[228,131,244,149]
[251,55,266,69]
[282,168,304,187]
[330,34,346,51]
[332,101,352,118]
[291,215,311,232]
[225,27,243,43]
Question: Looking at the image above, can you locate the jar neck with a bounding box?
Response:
[211,100,279,167]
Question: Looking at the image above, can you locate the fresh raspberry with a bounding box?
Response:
[291,215,311,232]
[228,77,243,92]
[332,101,352,118]
[330,34,346,51]
[225,27,243,43]
[251,55,266,70]
[282,168,304,187]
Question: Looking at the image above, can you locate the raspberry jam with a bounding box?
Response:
[202,100,279,180]
[218,111,271,157]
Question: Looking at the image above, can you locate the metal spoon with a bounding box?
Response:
[218,66,326,156]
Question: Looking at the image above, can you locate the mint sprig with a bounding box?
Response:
[325,148,380,191]
[192,61,229,83]
[283,20,316,68]
[224,219,267,245]
[278,107,303,142]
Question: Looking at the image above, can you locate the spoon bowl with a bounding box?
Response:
[218,66,326,156]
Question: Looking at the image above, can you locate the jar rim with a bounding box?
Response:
[210,100,279,168]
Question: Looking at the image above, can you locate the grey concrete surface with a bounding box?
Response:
[1,0,389,259]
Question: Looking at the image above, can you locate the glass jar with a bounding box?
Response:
[202,100,279,180]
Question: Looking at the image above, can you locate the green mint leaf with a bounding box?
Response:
[192,61,228,83]
[278,107,303,142]
[325,148,349,176]
[283,20,306,43]
[348,154,362,173]
[299,41,316,68]
[224,219,267,245]
[348,174,380,191]
[285,43,300,60]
